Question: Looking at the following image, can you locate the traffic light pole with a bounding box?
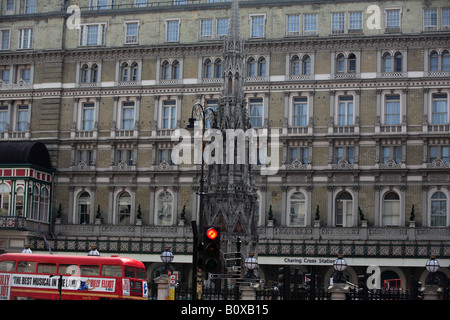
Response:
[191,221,199,300]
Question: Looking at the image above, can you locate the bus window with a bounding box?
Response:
[136,268,146,280]
[37,263,57,274]
[102,265,123,277]
[0,260,16,272]
[17,261,37,273]
[80,265,100,276]
[125,267,135,278]
[58,264,78,275]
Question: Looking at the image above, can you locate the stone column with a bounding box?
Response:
[155,276,169,300]
[240,285,257,300]
[328,283,349,300]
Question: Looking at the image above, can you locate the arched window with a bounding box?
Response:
[394,52,402,72]
[40,187,49,222]
[15,186,24,217]
[121,62,139,82]
[443,51,450,71]
[291,55,300,75]
[156,191,173,225]
[32,185,39,220]
[248,58,256,77]
[258,57,266,77]
[383,191,400,226]
[78,192,91,224]
[0,183,10,216]
[204,59,212,78]
[348,53,356,72]
[383,52,392,72]
[288,191,306,226]
[172,60,180,79]
[430,51,439,71]
[431,191,447,227]
[214,59,222,78]
[302,55,311,75]
[335,191,353,227]
[117,192,131,225]
[337,54,345,73]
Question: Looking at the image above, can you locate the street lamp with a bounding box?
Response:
[187,102,217,300]
[161,247,174,276]
[332,255,348,283]
[425,255,440,285]
[244,253,258,279]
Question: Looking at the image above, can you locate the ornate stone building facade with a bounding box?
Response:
[1,0,450,289]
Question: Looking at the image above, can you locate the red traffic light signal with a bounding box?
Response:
[206,227,218,240]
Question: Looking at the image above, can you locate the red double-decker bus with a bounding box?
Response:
[0,253,148,300]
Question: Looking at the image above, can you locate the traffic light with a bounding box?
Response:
[278,266,290,299]
[203,227,221,273]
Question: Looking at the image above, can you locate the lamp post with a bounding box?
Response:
[187,102,216,300]
[332,255,348,283]
[244,253,258,279]
[425,255,440,285]
[161,247,174,276]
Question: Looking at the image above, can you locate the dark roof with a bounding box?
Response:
[0,142,52,170]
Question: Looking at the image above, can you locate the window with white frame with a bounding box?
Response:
[117,192,131,225]
[77,192,91,224]
[162,100,176,129]
[120,61,139,82]
[161,59,181,80]
[0,183,9,215]
[1,29,10,50]
[336,53,357,73]
[200,19,213,39]
[430,191,448,227]
[247,56,266,77]
[0,106,8,132]
[286,14,300,36]
[80,63,99,83]
[216,18,229,37]
[24,0,35,13]
[80,102,95,131]
[134,0,146,7]
[304,14,317,34]
[332,12,345,34]
[89,0,114,10]
[382,191,400,226]
[443,8,450,29]
[292,96,308,127]
[16,104,28,132]
[429,145,450,163]
[335,191,353,227]
[250,15,265,38]
[288,191,306,226]
[121,101,135,130]
[249,97,263,127]
[386,9,401,31]
[156,191,174,225]
[79,23,106,46]
[5,0,14,14]
[383,51,403,73]
[424,8,438,31]
[384,94,401,125]
[431,93,448,125]
[348,12,362,32]
[18,28,33,49]
[429,50,450,72]
[39,187,49,222]
[337,96,354,126]
[290,55,311,76]
[124,22,139,44]
[166,20,179,42]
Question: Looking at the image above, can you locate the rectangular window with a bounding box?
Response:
[163,100,176,129]
[287,15,300,35]
[82,103,95,130]
[338,96,354,126]
[385,94,400,125]
[80,24,106,46]
[432,94,448,125]
[102,265,123,277]
[134,0,146,7]
[292,97,307,127]
[1,68,9,84]
[335,147,354,164]
[424,9,438,30]
[25,0,35,13]
[1,29,10,50]
[386,9,401,29]
[430,146,450,163]
[201,19,213,38]
[122,102,135,130]
[18,28,33,49]
[250,15,265,38]
[303,14,317,34]
[17,105,28,131]
[443,8,450,28]
[0,106,8,132]
[80,265,100,276]
[125,22,139,44]
[17,261,37,273]
[217,18,229,36]
[332,12,345,34]
[6,0,14,12]
[382,146,402,164]
[289,147,308,164]
[37,263,57,274]
[349,12,362,31]
[158,149,173,165]
[249,98,263,127]
[166,20,179,42]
